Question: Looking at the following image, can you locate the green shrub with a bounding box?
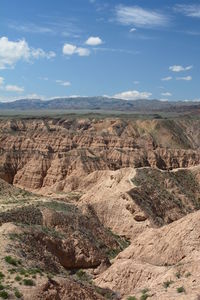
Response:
[185,272,191,278]
[0,285,4,291]
[8,268,16,274]
[0,273,4,280]
[14,289,23,298]
[163,280,173,288]
[76,269,91,282]
[19,268,26,276]
[5,256,18,266]
[141,288,149,294]
[127,297,137,300]
[177,286,185,293]
[28,268,42,275]
[23,279,35,286]
[140,295,149,300]
[0,291,8,299]
[15,275,22,282]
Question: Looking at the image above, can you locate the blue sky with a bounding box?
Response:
[0,0,200,101]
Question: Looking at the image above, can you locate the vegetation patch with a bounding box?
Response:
[0,273,5,280]
[0,291,8,299]
[39,201,77,215]
[130,168,200,226]
[106,229,130,259]
[14,288,23,299]
[163,280,174,289]
[23,278,35,286]
[5,256,19,266]
[76,269,92,283]
[177,286,185,293]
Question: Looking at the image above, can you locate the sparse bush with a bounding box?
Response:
[9,233,19,241]
[8,268,16,274]
[29,268,42,275]
[0,285,4,291]
[185,272,191,278]
[175,271,181,279]
[163,280,173,288]
[0,291,8,299]
[5,256,18,266]
[19,268,26,276]
[141,288,149,294]
[15,275,22,282]
[76,269,91,283]
[23,279,35,286]
[177,286,185,293]
[127,297,137,300]
[14,289,23,298]
[0,273,4,280]
[140,289,149,300]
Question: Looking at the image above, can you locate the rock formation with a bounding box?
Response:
[0,118,199,193]
[0,117,200,299]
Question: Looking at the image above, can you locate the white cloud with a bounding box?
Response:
[174,4,200,18]
[115,5,168,28]
[133,80,140,84]
[169,65,193,72]
[161,92,172,96]
[0,77,24,93]
[56,80,71,87]
[176,76,192,81]
[31,48,56,59]
[0,77,4,85]
[9,20,81,39]
[161,76,172,81]
[130,28,137,32]
[5,85,24,92]
[0,37,29,69]
[62,44,77,55]
[9,23,54,34]
[113,90,152,100]
[63,43,90,56]
[75,47,90,56]
[85,36,103,46]
[0,36,56,69]
[93,47,139,55]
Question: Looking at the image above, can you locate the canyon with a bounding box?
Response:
[0,117,199,299]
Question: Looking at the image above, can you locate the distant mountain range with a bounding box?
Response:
[0,97,200,113]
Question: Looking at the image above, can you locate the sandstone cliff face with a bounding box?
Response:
[0,118,199,192]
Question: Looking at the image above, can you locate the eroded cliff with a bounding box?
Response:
[0,118,199,193]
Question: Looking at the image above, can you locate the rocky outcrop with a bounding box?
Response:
[0,118,199,192]
[26,277,106,300]
[0,197,129,271]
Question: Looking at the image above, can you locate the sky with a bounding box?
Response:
[0,0,200,102]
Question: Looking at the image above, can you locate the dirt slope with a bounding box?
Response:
[95,209,200,299]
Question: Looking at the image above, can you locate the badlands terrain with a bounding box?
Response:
[0,116,199,299]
